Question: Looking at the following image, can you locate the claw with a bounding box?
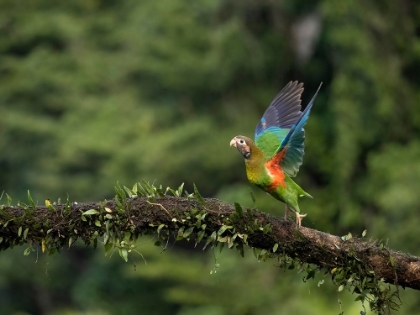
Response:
[285,205,306,227]
[295,212,307,227]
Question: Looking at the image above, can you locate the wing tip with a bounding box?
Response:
[302,81,323,113]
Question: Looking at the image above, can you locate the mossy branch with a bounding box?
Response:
[0,183,417,314]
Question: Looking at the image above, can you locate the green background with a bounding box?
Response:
[1,0,420,314]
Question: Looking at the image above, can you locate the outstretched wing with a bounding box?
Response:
[254,81,304,162]
[275,83,322,176]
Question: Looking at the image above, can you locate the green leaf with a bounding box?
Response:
[389,254,395,267]
[27,190,35,209]
[176,227,185,241]
[124,186,134,197]
[23,247,32,256]
[183,226,194,238]
[341,232,352,241]
[114,182,127,206]
[228,237,234,249]
[95,220,101,227]
[23,228,29,240]
[237,243,245,257]
[203,236,213,250]
[219,242,225,253]
[193,183,205,205]
[217,225,227,235]
[104,242,113,255]
[157,224,165,235]
[306,269,316,280]
[362,229,367,237]
[338,284,345,292]
[119,248,128,262]
[234,202,243,216]
[177,183,184,197]
[6,193,12,206]
[82,209,99,216]
[195,220,202,228]
[262,223,271,233]
[132,183,138,194]
[210,231,217,241]
[142,180,155,194]
[253,247,259,259]
[273,243,279,253]
[354,295,363,302]
[196,230,205,246]
[18,226,22,237]
[218,236,227,242]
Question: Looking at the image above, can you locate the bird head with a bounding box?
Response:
[230,136,254,159]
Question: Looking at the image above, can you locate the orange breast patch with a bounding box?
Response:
[264,149,287,192]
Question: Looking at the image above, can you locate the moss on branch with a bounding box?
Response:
[0,183,417,314]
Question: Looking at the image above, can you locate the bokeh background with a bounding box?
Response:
[1,0,420,314]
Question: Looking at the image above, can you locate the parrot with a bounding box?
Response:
[230,81,321,226]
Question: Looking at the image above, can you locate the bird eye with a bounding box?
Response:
[239,139,245,145]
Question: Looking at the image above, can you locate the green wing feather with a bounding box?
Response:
[255,128,288,161]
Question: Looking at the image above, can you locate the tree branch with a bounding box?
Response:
[0,193,417,312]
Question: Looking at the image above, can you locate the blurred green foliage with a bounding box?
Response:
[1,0,420,314]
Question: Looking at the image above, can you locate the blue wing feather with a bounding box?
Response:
[278,83,322,176]
[255,81,304,139]
[254,81,304,158]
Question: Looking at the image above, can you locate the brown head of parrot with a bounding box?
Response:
[230,136,252,159]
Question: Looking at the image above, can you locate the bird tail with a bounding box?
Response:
[300,190,313,199]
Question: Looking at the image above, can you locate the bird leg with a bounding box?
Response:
[285,205,307,227]
[284,205,290,220]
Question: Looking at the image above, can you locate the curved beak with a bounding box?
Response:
[229,137,237,148]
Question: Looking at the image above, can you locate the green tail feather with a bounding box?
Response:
[300,190,313,198]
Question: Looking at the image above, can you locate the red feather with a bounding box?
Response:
[264,148,287,192]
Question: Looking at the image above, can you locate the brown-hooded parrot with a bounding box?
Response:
[230,81,321,226]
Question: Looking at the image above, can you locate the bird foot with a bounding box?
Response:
[284,206,306,227]
[295,213,307,227]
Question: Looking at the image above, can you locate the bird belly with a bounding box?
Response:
[245,162,310,213]
[263,163,286,192]
[246,165,285,194]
